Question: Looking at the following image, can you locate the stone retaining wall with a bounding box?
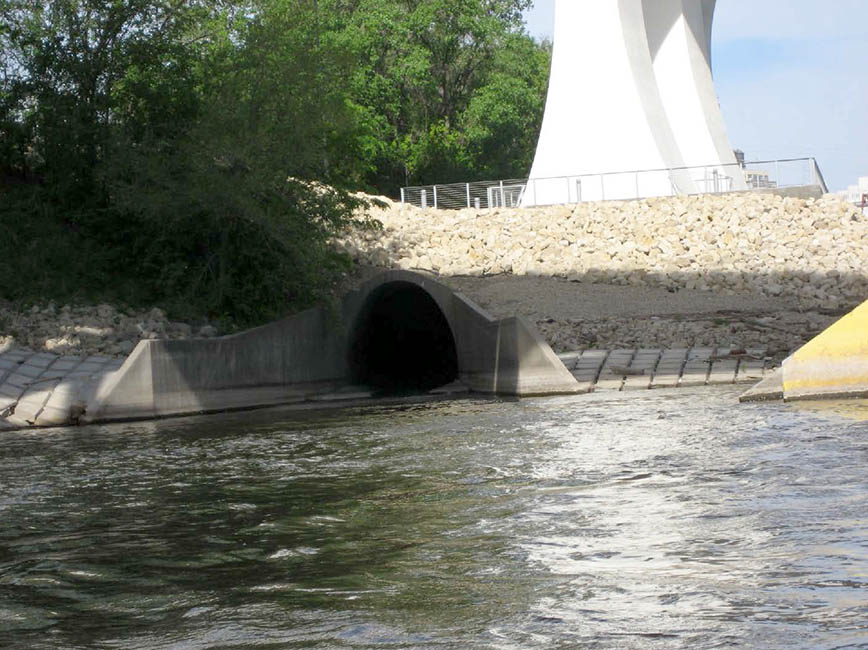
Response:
[340,192,866,311]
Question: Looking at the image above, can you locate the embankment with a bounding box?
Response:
[340,192,866,311]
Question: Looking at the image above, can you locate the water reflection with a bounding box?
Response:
[788,397,868,423]
[0,388,866,649]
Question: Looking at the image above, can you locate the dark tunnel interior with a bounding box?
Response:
[349,282,459,393]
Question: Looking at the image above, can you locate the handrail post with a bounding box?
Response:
[406,158,823,211]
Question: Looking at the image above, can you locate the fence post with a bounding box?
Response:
[475,197,481,209]
[533,179,538,206]
[466,183,471,208]
[400,187,405,205]
[421,189,427,209]
[433,185,438,209]
[499,180,504,208]
[775,160,780,188]
[634,172,639,199]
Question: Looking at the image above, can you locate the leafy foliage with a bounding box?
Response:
[329,0,550,191]
[0,0,549,325]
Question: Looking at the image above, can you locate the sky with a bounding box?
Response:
[522,0,867,192]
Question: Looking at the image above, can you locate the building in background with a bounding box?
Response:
[745,169,775,190]
[837,177,868,216]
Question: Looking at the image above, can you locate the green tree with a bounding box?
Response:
[0,0,550,325]
[322,0,549,191]
[0,0,204,194]
[0,0,374,325]
[461,34,551,180]
[106,0,377,323]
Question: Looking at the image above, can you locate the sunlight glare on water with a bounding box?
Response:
[0,387,867,649]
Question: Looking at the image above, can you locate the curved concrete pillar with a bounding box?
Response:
[525,0,679,205]
[699,0,716,66]
[649,0,745,192]
[524,0,741,206]
[620,0,695,195]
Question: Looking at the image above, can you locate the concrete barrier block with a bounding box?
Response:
[782,299,868,401]
[739,369,783,402]
[85,342,156,422]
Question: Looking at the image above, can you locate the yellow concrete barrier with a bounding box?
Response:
[783,299,868,400]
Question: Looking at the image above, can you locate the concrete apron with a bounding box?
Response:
[1,271,581,430]
[741,298,868,402]
[2,343,775,432]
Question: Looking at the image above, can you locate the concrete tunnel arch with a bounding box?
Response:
[82,270,581,424]
[348,281,459,392]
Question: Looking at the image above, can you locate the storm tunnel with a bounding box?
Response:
[349,282,459,393]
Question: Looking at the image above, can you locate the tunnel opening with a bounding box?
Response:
[349,282,459,394]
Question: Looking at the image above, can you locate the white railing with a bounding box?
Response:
[399,158,828,210]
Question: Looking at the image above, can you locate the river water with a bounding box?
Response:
[1,387,867,649]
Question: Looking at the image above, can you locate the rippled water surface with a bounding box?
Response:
[1,387,867,649]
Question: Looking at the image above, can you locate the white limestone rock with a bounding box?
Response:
[344,192,867,313]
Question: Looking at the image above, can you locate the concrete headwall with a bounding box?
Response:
[340,192,866,311]
[83,271,579,423]
[343,273,576,395]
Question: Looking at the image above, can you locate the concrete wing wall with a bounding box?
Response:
[85,271,579,423]
[86,307,347,422]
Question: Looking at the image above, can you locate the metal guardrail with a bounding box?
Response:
[400,158,828,210]
[400,178,529,211]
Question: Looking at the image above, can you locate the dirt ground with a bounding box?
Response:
[347,267,842,360]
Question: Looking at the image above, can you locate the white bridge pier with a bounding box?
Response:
[524,0,745,206]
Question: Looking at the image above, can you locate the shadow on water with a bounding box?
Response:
[0,396,526,649]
